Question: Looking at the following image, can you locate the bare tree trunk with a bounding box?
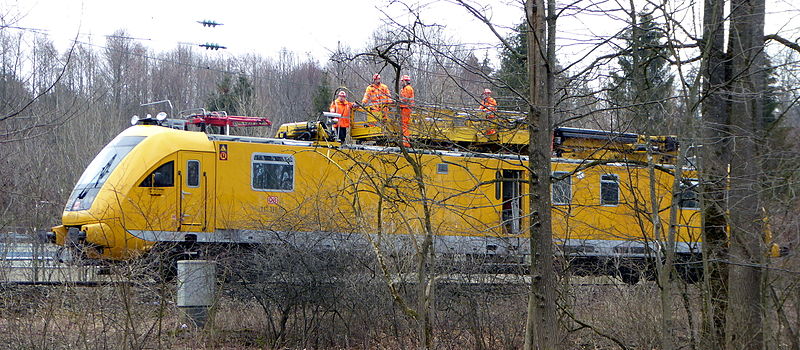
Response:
[699,0,729,347]
[523,0,559,348]
[725,0,766,348]
[648,142,675,350]
[406,150,436,350]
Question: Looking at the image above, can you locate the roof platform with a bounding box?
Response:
[346,106,678,163]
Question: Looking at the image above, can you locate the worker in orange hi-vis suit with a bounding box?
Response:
[399,75,415,147]
[329,90,353,143]
[361,73,393,123]
[480,88,498,136]
[480,88,498,112]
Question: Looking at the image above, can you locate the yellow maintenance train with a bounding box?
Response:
[50,107,702,281]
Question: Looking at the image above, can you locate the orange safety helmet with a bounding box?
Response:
[401,75,411,82]
[483,88,492,95]
[373,73,381,81]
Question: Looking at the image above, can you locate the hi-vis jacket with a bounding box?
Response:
[362,83,393,109]
[329,99,353,127]
[481,96,498,112]
[400,85,415,109]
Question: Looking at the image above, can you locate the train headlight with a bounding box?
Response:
[131,113,166,126]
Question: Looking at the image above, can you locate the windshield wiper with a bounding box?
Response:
[77,154,117,199]
[93,154,117,188]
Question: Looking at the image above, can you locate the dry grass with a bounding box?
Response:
[1,273,794,349]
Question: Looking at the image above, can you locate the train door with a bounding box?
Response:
[498,170,523,235]
[177,152,215,232]
[131,158,178,231]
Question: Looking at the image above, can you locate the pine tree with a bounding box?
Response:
[312,72,333,115]
[607,11,674,133]
[495,23,570,115]
[206,74,254,115]
[495,23,528,110]
[761,58,780,129]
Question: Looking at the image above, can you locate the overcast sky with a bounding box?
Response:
[7,0,524,63]
[5,0,800,71]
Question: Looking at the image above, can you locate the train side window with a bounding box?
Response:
[252,153,294,191]
[679,179,700,209]
[187,160,200,188]
[552,171,572,205]
[501,170,523,234]
[600,174,619,206]
[139,161,174,187]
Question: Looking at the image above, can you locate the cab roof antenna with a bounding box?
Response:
[140,100,174,117]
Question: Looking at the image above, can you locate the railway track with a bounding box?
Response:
[1,239,626,287]
[0,240,118,285]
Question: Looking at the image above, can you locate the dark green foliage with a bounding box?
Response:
[607,11,674,132]
[206,75,254,115]
[762,60,780,129]
[312,72,333,115]
[759,58,794,202]
[494,23,528,110]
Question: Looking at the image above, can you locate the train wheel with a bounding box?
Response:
[148,243,197,282]
[676,264,703,284]
[617,266,641,285]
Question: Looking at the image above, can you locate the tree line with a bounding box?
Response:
[3,0,800,348]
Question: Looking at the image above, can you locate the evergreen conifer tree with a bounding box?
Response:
[206,74,254,115]
[607,11,674,133]
[312,72,333,115]
[495,23,528,111]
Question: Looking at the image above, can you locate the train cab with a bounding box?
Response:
[51,115,216,260]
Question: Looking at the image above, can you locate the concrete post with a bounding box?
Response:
[177,260,215,328]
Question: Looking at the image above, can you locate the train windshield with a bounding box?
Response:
[65,135,146,211]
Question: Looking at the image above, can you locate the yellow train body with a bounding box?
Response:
[52,123,701,266]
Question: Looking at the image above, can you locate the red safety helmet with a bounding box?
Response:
[401,75,411,82]
[373,73,381,80]
[483,88,492,95]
